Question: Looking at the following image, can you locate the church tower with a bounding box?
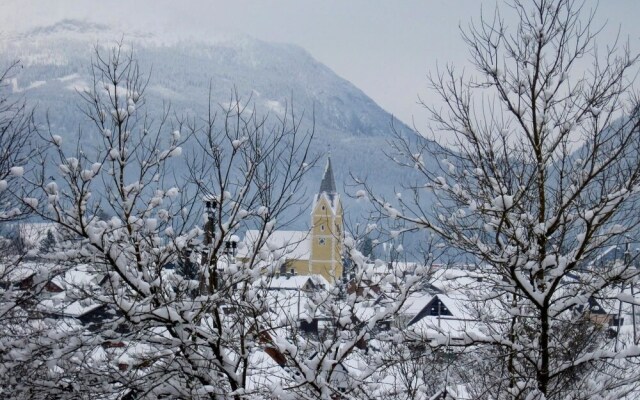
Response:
[309,157,344,281]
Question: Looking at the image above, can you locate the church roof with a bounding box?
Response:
[240,230,311,261]
[319,157,337,195]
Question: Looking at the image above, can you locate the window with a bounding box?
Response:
[321,224,325,231]
[300,318,318,334]
[428,298,452,316]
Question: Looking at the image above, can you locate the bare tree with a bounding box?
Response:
[0,60,37,260]
[0,41,450,400]
[0,61,55,400]
[0,61,36,224]
[4,43,321,399]
[362,0,640,398]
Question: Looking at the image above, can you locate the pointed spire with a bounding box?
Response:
[319,156,337,195]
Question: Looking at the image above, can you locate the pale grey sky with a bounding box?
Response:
[2,0,639,130]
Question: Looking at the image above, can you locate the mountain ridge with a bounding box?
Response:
[0,20,432,241]
[2,19,397,138]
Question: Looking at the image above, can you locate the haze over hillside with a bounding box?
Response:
[0,20,435,239]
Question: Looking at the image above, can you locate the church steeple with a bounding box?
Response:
[319,157,337,195]
[309,156,343,282]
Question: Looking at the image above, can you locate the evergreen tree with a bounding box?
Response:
[39,229,56,255]
[358,235,374,259]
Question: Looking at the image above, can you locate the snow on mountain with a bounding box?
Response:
[1,20,433,235]
[2,19,398,137]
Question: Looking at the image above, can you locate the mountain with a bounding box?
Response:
[0,20,433,244]
[2,20,399,137]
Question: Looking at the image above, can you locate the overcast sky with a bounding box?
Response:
[2,1,640,130]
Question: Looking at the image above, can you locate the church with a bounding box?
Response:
[241,157,344,282]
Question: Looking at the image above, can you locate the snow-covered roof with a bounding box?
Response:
[263,288,315,323]
[591,245,624,266]
[0,261,72,287]
[37,297,103,318]
[408,315,483,345]
[436,294,467,318]
[401,292,435,317]
[259,274,329,290]
[367,261,421,276]
[246,350,289,391]
[0,262,41,283]
[240,230,310,261]
[429,267,487,294]
[59,264,98,289]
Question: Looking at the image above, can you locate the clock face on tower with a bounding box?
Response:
[319,238,326,245]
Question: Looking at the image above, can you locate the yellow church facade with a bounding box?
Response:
[239,157,344,282]
[308,157,343,280]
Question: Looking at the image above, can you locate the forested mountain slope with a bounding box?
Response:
[1,20,434,234]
